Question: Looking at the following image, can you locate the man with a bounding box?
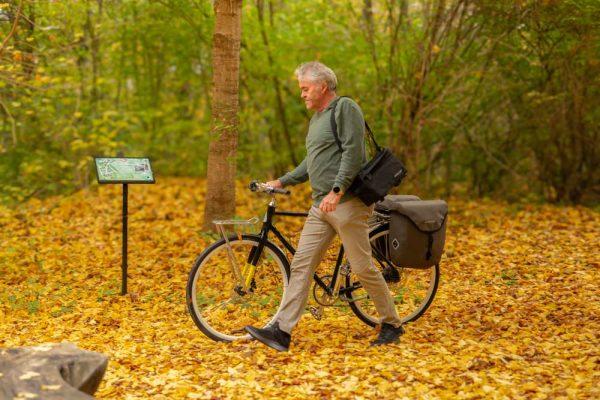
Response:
[245,61,404,351]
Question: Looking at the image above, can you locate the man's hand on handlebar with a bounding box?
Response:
[249,180,290,195]
[266,179,283,189]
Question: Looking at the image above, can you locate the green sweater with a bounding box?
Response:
[279,97,367,206]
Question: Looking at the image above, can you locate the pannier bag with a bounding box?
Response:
[387,200,448,269]
[330,97,407,206]
[375,195,421,214]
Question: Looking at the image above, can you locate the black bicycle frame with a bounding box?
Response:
[251,202,351,297]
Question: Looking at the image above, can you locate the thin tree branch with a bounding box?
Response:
[0,99,18,146]
[0,0,24,56]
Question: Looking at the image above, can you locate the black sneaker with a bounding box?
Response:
[245,322,291,352]
[370,323,405,346]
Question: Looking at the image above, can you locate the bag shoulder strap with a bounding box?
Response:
[330,96,382,153]
[329,97,343,153]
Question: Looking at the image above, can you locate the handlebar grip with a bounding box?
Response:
[249,180,291,195]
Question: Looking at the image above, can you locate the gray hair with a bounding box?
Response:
[294,61,338,91]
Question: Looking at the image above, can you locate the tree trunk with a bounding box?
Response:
[203,0,243,231]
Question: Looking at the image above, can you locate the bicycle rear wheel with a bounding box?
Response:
[186,235,290,342]
[346,224,440,327]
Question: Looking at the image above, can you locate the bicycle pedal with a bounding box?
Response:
[309,306,323,320]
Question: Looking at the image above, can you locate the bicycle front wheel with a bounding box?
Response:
[346,224,440,327]
[186,235,290,342]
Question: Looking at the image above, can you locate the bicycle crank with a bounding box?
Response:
[312,275,337,306]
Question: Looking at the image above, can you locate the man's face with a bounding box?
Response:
[298,79,327,111]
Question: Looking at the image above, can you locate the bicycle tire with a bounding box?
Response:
[186,235,290,342]
[346,223,440,327]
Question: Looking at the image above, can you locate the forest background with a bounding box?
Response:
[1,2,598,398]
[0,0,598,208]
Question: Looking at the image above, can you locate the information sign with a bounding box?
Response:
[94,156,155,295]
[95,157,154,184]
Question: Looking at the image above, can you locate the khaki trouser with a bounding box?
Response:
[277,197,402,333]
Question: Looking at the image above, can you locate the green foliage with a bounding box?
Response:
[0,0,598,204]
[0,0,213,203]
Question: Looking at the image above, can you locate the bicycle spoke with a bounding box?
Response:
[347,225,439,326]
[187,236,289,342]
[202,298,235,315]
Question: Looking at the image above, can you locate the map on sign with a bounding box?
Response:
[95,157,155,184]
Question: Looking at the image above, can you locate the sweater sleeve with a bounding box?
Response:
[278,157,309,187]
[333,99,366,193]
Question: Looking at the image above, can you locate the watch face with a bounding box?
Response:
[333,187,340,193]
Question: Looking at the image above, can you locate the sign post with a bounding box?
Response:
[122,183,128,295]
[94,157,155,295]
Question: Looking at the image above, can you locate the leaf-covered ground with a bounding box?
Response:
[1,178,598,399]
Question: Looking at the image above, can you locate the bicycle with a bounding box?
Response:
[186,182,440,342]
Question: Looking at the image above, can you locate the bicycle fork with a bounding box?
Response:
[234,250,259,296]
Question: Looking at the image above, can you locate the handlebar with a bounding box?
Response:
[249,180,291,195]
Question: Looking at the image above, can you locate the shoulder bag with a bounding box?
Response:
[330,97,407,206]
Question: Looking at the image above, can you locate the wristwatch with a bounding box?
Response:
[333,186,341,194]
